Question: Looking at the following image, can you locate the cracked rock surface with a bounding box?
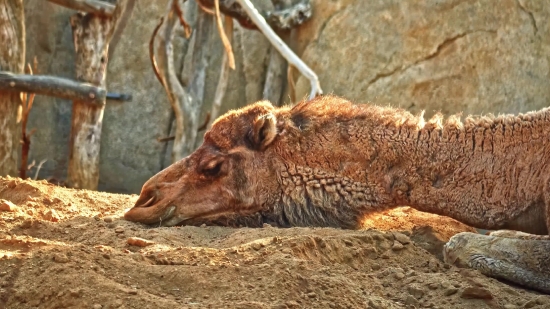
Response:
[294,0,550,118]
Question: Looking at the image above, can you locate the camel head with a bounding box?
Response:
[124,101,282,226]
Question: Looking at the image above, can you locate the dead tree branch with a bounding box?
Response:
[174,0,192,38]
[46,0,115,17]
[186,8,213,149]
[154,0,195,161]
[149,17,165,88]
[235,0,321,99]
[197,0,312,31]
[19,60,37,179]
[208,15,233,128]
[0,71,107,105]
[214,0,235,69]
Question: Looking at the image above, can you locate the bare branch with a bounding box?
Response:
[214,0,235,69]
[209,15,233,128]
[149,17,165,88]
[155,1,194,161]
[46,0,115,17]
[34,159,47,180]
[197,0,312,31]
[19,61,36,180]
[234,0,321,99]
[0,71,107,105]
[174,0,192,38]
[157,135,175,142]
[186,9,213,150]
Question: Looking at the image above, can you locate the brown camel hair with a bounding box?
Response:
[125,95,550,234]
[125,95,550,294]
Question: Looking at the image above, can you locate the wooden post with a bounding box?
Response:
[0,0,25,176]
[67,0,127,190]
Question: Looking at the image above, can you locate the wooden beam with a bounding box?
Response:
[46,0,115,17]
[0,71,107,105]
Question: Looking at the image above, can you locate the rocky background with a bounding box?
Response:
[23,0,550,193]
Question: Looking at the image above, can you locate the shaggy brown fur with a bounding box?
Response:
[126,95,550,232]
[124,95,550,292]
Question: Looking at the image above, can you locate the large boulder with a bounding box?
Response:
[294,0,550,117]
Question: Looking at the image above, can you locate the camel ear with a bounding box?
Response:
[250,113,277,150]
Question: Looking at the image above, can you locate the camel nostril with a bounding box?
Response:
[135,193,157,208]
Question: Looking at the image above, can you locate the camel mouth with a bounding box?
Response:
[124,203,179,225]
[160,213,190,226]
[158,205,194,227]
[160,205,176,222]
[126,197,237,227]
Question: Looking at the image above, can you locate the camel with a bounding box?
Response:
[124,95,550,293]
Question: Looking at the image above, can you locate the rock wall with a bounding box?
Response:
[294,0,550,117]
[22,0,550,193]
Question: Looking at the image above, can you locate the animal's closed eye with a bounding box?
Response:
[201,160,223,177]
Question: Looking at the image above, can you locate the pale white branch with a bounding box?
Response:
[234,0,322,100]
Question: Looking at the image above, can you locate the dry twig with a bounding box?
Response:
[34,159,48,180]
[174,0,193,38]
[149,17,165,88]
[19,59,38,179]
[214,0,235,69]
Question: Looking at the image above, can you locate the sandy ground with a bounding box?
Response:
[0,176,549,309]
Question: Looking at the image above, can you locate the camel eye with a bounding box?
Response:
[201,160,223,177]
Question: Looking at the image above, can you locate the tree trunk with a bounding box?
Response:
[67,0,127,190]
[0,0,24,176]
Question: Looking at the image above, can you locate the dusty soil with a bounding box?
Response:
[0,177,548,309]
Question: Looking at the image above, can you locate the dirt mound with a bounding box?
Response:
[0,177,548,308]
